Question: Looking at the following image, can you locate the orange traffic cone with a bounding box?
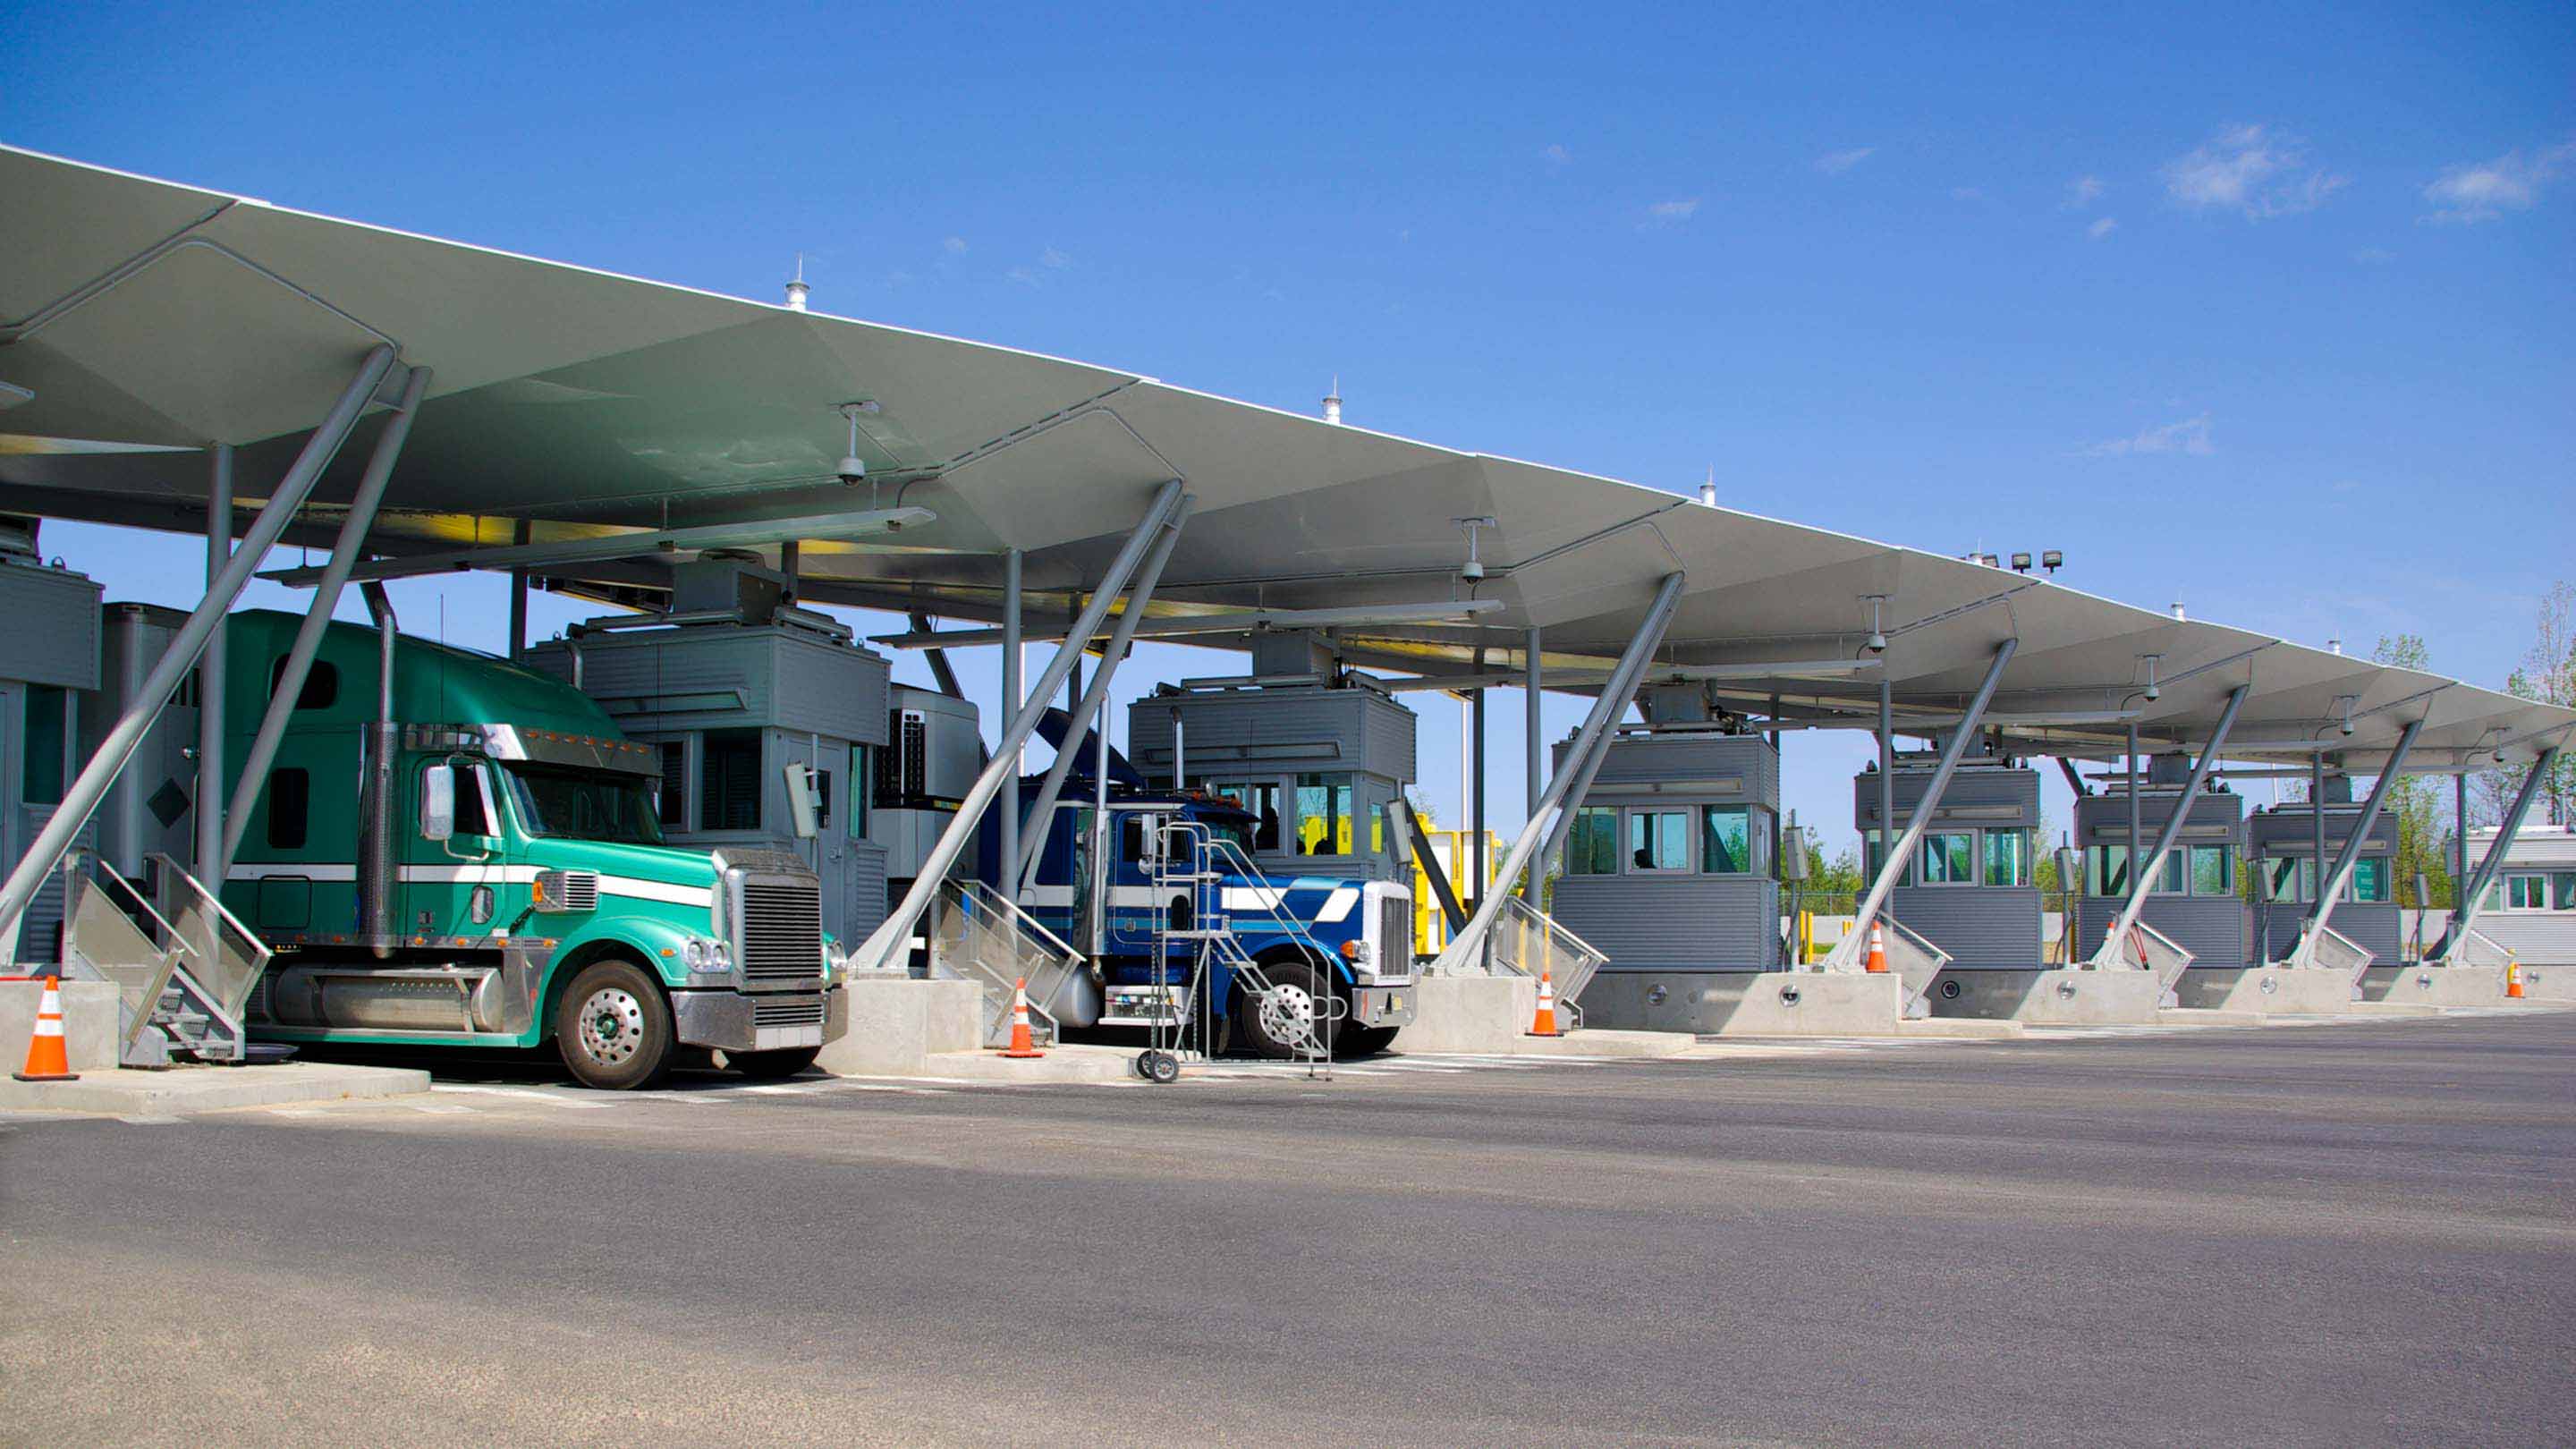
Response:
[13,975,78,1082]
[999,977,1046,1058]
[1863,921,1889,974]
[2506,958,2525,1000]
[1528,965,1563,1038]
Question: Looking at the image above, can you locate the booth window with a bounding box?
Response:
[267,657,338,711]
[1628,809,1690,872]
[266,767,310,849]
[1293,774,1352,856]
[1920,831,1975,886]
[2260,856,2312,903]
[1212,780,1284,852]
[847,744,869,838]
[2189,844,2233,896]
[699,730,762,831]
[2555,873,2576,911]
[1982,828,2030,887]
[1566,807,1618,876]
[21,685,67,804]
[2505,873,2548,911]
[2350,858,2390,903]
[1701,805,1752,874]
[2153,852,2187,894]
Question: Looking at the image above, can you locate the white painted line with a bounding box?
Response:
[408,1102,478,1114]
[432,1084,608,1109]
[117,1114,185,1125]
[820,1082,952,1096]
[267,1106,333,1117]
[740,1084,820,1096]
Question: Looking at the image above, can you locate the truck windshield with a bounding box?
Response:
[501,766,665,845]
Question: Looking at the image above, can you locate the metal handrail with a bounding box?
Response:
[928,878,1081,1047]
[2103,916,2195,995]
[146,852,273,1017]
[1482,895,1609,1030]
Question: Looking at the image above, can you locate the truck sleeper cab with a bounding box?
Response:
[219,611,843,1089]
[996,785,1416,1057]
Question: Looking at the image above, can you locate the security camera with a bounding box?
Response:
[2340,719,2356,737]
[2144,682,2160,701]
[836,453,867,487]
[1866,631,1887,654]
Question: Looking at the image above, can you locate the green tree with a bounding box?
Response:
[2476,581,2576,832]
[2372,634,2455,909]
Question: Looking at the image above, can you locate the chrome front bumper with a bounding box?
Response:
[1348,984,1416,1029]
[670,985,846,1054]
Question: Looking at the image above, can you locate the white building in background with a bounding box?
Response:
[2463,822,2576,966]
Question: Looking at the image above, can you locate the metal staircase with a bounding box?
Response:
[925,878,1087,1050]
[1479,895,1609,1030]
[1142,819,1339,1075]
[58,851,271,1066]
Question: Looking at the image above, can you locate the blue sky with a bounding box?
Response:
[4,2,2570,858]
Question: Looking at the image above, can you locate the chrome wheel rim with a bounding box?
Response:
[578,986,646,1066]
[1258,981,1315,1046]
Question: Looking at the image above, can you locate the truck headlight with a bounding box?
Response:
[682,938,716,970]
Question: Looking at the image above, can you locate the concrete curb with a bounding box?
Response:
[0,1061,431,1115]
[923,1044,1140,1084]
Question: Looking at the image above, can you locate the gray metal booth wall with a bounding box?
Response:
[523,621,892,949]
[2072,784,2251,970]
[1853,758,2043,970]
[1552,732,1780,970]
[1126,682,1416,884]
[2247,800,2402,966]
[0,555,102,960]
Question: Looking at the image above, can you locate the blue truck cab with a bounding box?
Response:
[979,777,1417,1057]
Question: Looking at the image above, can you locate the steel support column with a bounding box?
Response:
[195,445,232,877]
[1877,678,1894,919]
[850,480,1185,974]
[1013,497,1192,891]
[1436,573,1684,974]
[2125,724,2141,894]
[1829,639,2019,968]
[220,363,430,873]
[2089,686,2245,968]
[0,343,398,956]
[2296,715,2425,963]
[2435,746,2558,961]
[1524,626,1542,819]
[1470,682,1487,907]
[999,547,1022,901]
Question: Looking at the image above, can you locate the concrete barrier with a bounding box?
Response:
[1925,968,2167,1025]
[0,1060,428,1114]
[0,978,121,1072]
[2517,963,2576,1002]
[1578,970,1918,1037]
[2359,964,2519,1008]
[2171,965,2363,1014]
[1399,975,1693,1056]
[817,974,985,1077]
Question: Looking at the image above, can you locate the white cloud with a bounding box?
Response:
[2421,140,2575,223]
[1004,265,1039,286]
[943,236,968,255]
[2160,124,2345,219]
[1640,197,1701,227]
[1951,186,1984,200]
[1040,245,1072,269]
[1816,147,1875,175]
[2082,412,2214,457]
[2087,216,2118,241]
[1540,142,1572,166]
[2067,174,2105,208]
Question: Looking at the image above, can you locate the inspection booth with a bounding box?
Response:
[0,526,102,960]
[2246,776,2399,967]
[1853,746,2042,972]
[523,557,893,948]
[2459,823,2576,974]
[1546,684,1786,1030]
[1125,631,1417,887]
[2073,754,2250,970]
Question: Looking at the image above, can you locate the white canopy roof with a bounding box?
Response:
[2,144,2565,775]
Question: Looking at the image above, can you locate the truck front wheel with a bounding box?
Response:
[1235,956,1332,1060]
[555,959,675,1090]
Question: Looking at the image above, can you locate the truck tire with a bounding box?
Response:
[729,1046,821,1080]
[1233,956,1330,1060]
[555,958,675,1090]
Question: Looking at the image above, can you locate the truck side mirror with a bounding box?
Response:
[1136,814,1165,860]
[421,767,455,842]
[784,762,820,840]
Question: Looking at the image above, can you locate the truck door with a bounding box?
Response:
[404,758,508,945]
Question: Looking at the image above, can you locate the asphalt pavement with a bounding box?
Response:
[3,1012,2571,1447]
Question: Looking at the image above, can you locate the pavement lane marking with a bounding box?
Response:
[117,1114,186,1125]
[432,1084,609,1108]
[406,1102,479,1114]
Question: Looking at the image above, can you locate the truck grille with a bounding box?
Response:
[734,875,824,982]
[1379,894,1415,975]
[752,996,826,1027]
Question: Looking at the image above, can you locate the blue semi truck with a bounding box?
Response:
[973,750,1416,1058]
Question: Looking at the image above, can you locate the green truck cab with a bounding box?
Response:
[218,610,843,1089]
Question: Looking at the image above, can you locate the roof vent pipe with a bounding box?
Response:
[1321,376,1343,426]
[784,254,809,312]
[2171,602,2186,621]
[2328,637,2343,656]
[1699,467,1716,506]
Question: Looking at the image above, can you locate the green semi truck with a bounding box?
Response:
[216,606,843,1089]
